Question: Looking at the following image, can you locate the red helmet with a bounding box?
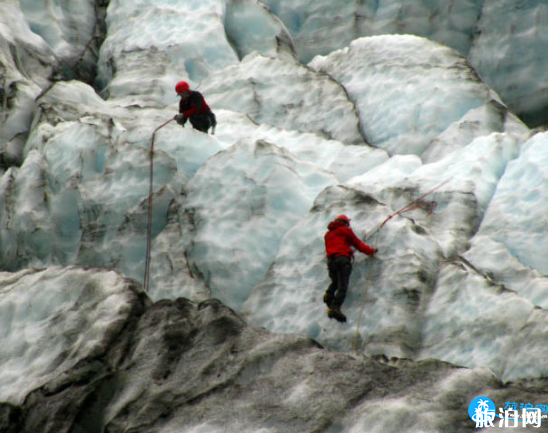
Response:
[175,81,190,94]
[335,215,350,224]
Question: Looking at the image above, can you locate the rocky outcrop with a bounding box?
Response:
[2,266,548,433]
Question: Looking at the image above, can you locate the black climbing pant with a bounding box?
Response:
[189,112,216,133]
[326,255,352,309]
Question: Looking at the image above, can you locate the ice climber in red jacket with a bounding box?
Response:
[174,81,217,134]
[324,214,376,322]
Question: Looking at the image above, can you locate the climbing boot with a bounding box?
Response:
[327,307,347,323]
[323,292,334,308]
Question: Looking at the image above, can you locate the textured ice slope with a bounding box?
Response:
[3,267,548,433]
[2,0,545,385]
[263,0,548,128]
[0,266,144,405]
[465,132,548,310]
[201,53,367,145]
[0,1,56,164]
[242,130,548,381]
[260,0,483,62]
[19,0,101,81]
[469,0,548,127]
[470,132,548,276]
[181,139,336,309]
[0,79,227,292]
[309,35,527,156]
[2,3,548,429]
[95,0,295,106]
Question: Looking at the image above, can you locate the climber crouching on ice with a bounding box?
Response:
[174,81,217,134]
[324,215,377,323]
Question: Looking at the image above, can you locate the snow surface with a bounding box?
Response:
[2,0,548,422]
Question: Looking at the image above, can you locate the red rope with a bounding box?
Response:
[353,178,450,353]
[367,178,451,240]
[144,117,175,292]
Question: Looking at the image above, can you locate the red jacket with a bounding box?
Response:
[324,220,375,259]
[179,90,211,117]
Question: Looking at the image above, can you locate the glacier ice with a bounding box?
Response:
[464,132,548,312]
[264,0,548,128]
[469,132,548,275]
[0,1,56,165]
[1,79,227,285]
[19,0,98,67]
[419,261,548,383]
[212,109,389,183]
[96,0,240,104]
[181,139,337,309]
[0,266,144,405]
[469,0,548,127]
[201,52,366,145]
[224,0,295,61]
[2,266,548,433]
[2,0,548,431]
[308,35,522,156]
[260,0,483,63]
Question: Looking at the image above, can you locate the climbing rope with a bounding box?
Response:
[351,178,451,353]
[364,178,451,243]
[352,230,379,353]
[144,117,175,292]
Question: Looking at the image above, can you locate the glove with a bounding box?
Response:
[174,114,187,126]
[209,112,217,135]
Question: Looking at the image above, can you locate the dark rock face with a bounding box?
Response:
[5,292,548,433]
[0,403,21,433]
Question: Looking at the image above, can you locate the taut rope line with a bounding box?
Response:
[352,178,451,353]
[144,118,174,292]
